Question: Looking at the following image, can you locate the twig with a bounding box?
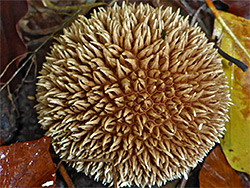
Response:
[179,0,209,35]
[21,55,35,84]
[191,4,206,26]
[57,158,118,188]
[24,55,38,83]
[11,54,38,97]
[178,168,191,188]
[0,9,82,93]
[179,0,194,15]
[58,164,76,188]
[26,36,50,49]
[20,20,60,36]
[7,85,20,117]
[0,52,30,80]
[214,44,248,72]
[205,0,250,64]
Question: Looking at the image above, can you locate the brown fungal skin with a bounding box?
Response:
[36,3,230,187]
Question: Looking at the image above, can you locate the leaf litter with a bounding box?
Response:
[0,0,249,187]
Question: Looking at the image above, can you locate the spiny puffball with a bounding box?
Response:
[36,2,230,187]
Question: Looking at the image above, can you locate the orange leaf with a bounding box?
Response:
[199,145,243,188]
[0,136,56,187]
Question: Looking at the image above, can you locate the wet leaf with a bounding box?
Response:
[199,145,243,188]
[213,10,250,175]
[0,0,28,88]
[0,136,56,187]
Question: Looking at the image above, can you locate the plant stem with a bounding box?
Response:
[205,0,250,64]
[0,9,82,93]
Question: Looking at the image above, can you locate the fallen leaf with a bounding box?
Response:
[199,145,243,188]
[0,0,28,90]
[0,136,56,187]
[213,10,250,175]
[221,0,250,19]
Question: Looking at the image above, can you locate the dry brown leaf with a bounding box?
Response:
[221,0,250,19]
[0,0,28,90]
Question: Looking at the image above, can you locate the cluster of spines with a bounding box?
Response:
[36,2,230,187]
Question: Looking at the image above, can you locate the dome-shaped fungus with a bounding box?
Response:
[36,3,230,187]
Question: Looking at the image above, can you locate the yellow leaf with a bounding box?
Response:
[213,10,250,175]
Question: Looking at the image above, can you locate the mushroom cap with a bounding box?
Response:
[36,3,230,187]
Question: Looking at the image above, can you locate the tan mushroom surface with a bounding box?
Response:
[36,3,230,187]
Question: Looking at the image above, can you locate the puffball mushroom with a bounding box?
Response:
[36,2,230,187]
